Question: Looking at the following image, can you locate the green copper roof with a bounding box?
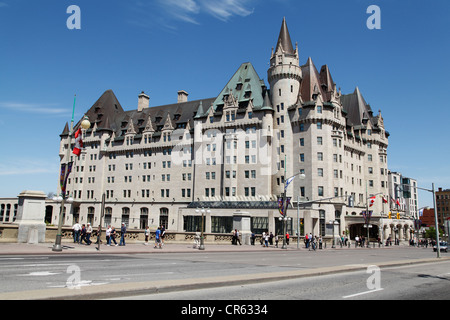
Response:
[211,62,267,112]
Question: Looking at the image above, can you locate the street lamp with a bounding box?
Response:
[406,183,441,258]
[52,194,74,251]
[195,207,210,250]
[52,95,90,252]
[280,172,305,249]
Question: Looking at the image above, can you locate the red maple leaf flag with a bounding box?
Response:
[382,196,388,203]
[369,196,376,207]
[72,128,83,156]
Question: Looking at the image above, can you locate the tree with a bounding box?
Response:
[424,227,443,240]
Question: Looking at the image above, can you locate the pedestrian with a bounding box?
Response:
[355,235,359,248]
[286,232,290,245]
[72,222,81,243]
[319,236,323,249]
[269,232,274,246]
[275,234,279,248]
[236,230,242,245]
[305,233,309,248]
[111,226,118,246]
[119,223,126,246]
[264,232,269,247]
[251,232,256,245]
[80,224,87,244]
[86,223,93,245]
[106,225,112,246]
[95,224,102,244]
[261,231,266,246]
[160,225,166,247]
[144,226,150,245]
[154,227,162,249]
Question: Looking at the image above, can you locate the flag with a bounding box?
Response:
[382,196,388,204]
[72,128,83,156]
[396,199,401,207]
[278,197,284,215]
[369,196,376,207]
[60,162,73,195]
[284,175,296,191]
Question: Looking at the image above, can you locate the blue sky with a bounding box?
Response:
[0,0,449,208]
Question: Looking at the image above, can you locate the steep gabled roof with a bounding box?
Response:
[300,57,325,102]
[340,87,374,126]
[211,62,266,114]
[83,89,125,132]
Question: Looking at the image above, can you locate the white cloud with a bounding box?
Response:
[199,0,254,21]
[156,0,255,25]
[0,159,57,176]
[0,102,68,115]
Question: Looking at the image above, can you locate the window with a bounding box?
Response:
[318,186,324,197]
[317,137,322,145]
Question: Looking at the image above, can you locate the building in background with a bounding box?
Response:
[388,171,418,219]
[436,187,450,227]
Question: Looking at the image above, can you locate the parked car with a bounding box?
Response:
[433,241,448,252]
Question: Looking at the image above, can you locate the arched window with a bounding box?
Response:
[122,207,130,226]
[87,207,95,225]
[104,207,112,227]
[160,208,169,229]
[140,207,149,229]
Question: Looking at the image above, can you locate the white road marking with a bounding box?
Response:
[18,271,61,276]
[342,288,384,299]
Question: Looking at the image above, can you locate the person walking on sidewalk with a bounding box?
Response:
[72,222,81,243]
[235,229,242,245]
[106,225,112,246]
[154,227,162,249]
[160,225,166,247]
[144,226,150,245]
[86,223,93,245]
[119,223,126,246]
[111,226,118,246]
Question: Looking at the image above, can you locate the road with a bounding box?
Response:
[0,246,447,300]
[122,260,450,300]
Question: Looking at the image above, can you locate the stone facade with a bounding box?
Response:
[51,18,396,241]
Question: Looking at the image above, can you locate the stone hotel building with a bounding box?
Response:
[54,19,392,241]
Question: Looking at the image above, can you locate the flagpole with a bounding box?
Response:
[52,95,77,251]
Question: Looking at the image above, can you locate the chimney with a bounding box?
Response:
[177,90,189,103]
[138,91,149,111]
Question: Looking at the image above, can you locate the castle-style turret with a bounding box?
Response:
[268,18,302,196]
